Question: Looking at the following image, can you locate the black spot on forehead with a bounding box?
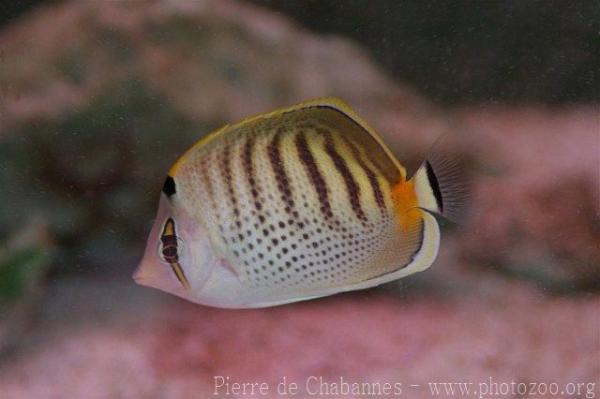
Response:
[162,175,176,197]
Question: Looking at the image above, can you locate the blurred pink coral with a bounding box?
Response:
[456,107,599,288]
[0,281,597,398]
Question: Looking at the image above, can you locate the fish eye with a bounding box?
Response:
[158,236,186,264]
[158,218,179,263]
[159,241,179,264]
[157,218,190,289]
[158,218,186,263]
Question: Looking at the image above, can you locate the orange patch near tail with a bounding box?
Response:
[391,179,423,232]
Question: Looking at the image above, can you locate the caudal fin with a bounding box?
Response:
[411,135,470,223]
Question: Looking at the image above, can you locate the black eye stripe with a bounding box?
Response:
[162,176,176,197]
[160,235,177,246]
[159,218,190,289]
[160,218,179,263]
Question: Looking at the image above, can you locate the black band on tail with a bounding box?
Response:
[420,133,470,223]
[425,161,443,213]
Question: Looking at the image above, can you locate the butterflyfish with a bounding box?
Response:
[133,98,467,308]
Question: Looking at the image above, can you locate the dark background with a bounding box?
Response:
[3,0,599,104]
[252,0,600,104]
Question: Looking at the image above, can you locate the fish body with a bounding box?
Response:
[134,98,465,308]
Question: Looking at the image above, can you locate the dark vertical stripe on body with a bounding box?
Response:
[220,141,240,218]
[242,135,262,212]
[295,132,333,219]
[311,105,400,183]
[322,131,367,222]
[200,165,216,210]
[340,136,386,215]
[268,129,295,214]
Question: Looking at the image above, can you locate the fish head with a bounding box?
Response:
[133,194,217,302]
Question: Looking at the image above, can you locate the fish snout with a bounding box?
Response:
[132,264,148,286]
[132,255,159,288]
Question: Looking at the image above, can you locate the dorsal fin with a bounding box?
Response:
[283,98,404,183]
[169,97,405,182]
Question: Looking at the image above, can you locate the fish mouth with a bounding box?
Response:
[132,264,148,286]
[132,253,158,288]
